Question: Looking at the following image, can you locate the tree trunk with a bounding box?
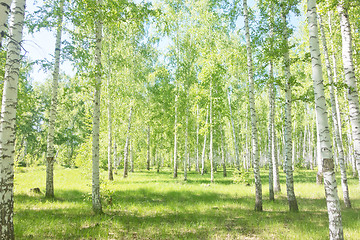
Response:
[123,106,133,178]
[91,0,103,215]
[227,90,240,169]
[221,127,227,177]
[316,117,323,184]
[319,13,351,208]
[130,140,134,173]
[209,85,214,183]
[173,94,178,178]
[0,0,25,238]
[184,114,188,181]
[107,73,113,181]
[113,140,117,174]
[147,125,150,171]
[201,108,209,175]
[196,103,199,172]
[45,0,64,198]
[0,0,12,46]
[281,1,298,212]
[307,1,344,238]
[243,0,262,212]
[337,2,360,184]
[268,60,275,201]
[273,123,281,192]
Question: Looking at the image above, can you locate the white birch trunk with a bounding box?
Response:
[123,105,133,178]
[316,116,323,184]
[173,94,178,178]
[268,61,275,201]
[147,125,150,171]
[45,0,64,198]
[184,114,188,181]
[227,90,240,168]
[196,103,199,172]
[201,108,209,175]
[319,13,351,208]
[337,2,360,184]
[107,71,113,180]
[221,128,227,177]
[281,1,298,212]
[113,140,117,174]
[307,1,344,238]
[91,0,103,214]
[0,0,25,238]
[243,0,262,211]
[0,0,12,46]
[130,139,134,173]
[273,123,281,192]
[209,85,214,183]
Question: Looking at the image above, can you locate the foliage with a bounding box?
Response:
[232,168,254,186]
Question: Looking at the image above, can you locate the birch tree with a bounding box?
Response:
[307,0,344,238]
[318,13,351,208]
[91,0,103,214]
[0,0,26,238]
[281,0,298,212]
[123,105,133,178]
[45,0,65,198]
[243,0,262,211]
[337,0,360,183]
[107,70,113,181]
[0,0,12,46]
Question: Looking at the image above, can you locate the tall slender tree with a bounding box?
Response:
[281,0,298,212]
[123,105,133,178]
[0,0,26,238]
[268,61,275,201]
[318,13,351,208]
[91,0,103,214]
[307,0,344,238]
[107,69,113,181]
[337,0,360,183]
[243,0,262,211]
[45,0,65,198]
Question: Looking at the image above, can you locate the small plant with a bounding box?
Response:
[233,168,253,186]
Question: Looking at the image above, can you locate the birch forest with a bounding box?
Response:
[1,0,360,239]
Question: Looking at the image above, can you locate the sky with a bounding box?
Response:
[23,0,74,84]
[22,0,305,85]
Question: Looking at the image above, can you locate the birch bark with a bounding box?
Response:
[46,0,64,198]
[107,70,113,180]
[201,108,209,175]
[209,84,214,183]
[0,0,25,238]
[0,0,12,45]
[91,0,103,214]
[337,1,360,184]
[243,0,262,211]
[173,94,178,178]
[123,105,133,178]
[281,1,298,212]
[307,1,344,238]
[268,61,275,201]
[227,90,239,169]
[318,13,351,208]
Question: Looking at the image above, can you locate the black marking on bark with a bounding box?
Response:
[323,158,334,172]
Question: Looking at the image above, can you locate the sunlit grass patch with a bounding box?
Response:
[13,166,360,239]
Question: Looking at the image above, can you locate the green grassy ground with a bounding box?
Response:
[14,166,360,239]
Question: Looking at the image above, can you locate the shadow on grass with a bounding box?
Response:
[14,185,360,239]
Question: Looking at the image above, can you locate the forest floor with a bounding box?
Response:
[14,165,360,239]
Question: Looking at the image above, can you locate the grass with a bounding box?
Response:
[14,166,360,239]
